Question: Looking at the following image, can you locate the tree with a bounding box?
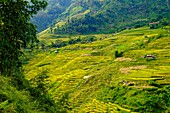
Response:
[0,0,47,76]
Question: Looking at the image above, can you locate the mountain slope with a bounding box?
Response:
[55,0,170,34]
[31,0,73,32]
[24,26,170,112]
[33,0,170,33]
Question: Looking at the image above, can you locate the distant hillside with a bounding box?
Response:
[31,0,73,32]
[33,0,170,33]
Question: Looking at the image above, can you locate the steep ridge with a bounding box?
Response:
[33,0,170,33]
[31,0,73,32]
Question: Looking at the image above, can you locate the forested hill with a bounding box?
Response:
[33,0,170,33]
[31,0,73,32]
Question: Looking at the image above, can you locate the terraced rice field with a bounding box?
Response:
[24,26,170,112]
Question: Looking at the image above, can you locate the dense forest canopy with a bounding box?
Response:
[32,0,170,33]
[0,0,47,76]
[31,0,73,32]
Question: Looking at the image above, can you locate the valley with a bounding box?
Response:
[1,0,170,112]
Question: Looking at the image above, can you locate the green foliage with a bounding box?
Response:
[0,1,65,113]
[30,71,50,95]
[98,85,170,112]
[0,0,47,76]
[80,36,97,44]
[0,70,65,113]
[29,70,59,112]
[115,50,123,58]
[32,0,72,32]
[49,35,97,48]
[0,76,41,113]
[41,0,170,34]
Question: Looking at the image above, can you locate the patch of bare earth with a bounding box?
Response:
[120,65,147,74]
[143,40,148,43]
[130,86,156,89]
[84,48,93,50]
[82,54,91,56]
[114,57,132,61]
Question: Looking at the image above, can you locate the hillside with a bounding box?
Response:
[31,0,73,32]
[33,0,170,33]
[24,26,170,112]
[1,0,170,112]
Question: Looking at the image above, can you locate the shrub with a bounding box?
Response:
[115,50,123,58]
[29,70,59,112]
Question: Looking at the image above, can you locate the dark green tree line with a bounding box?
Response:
[0,1,63,112]
[0,0,47,76]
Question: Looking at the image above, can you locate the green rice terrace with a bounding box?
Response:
[24,26,170,112]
